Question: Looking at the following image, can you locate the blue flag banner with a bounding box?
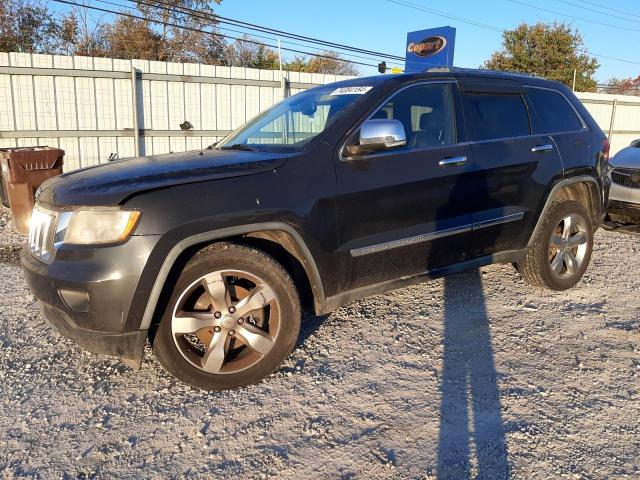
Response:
[405,27,456,73]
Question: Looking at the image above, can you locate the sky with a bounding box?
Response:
[50,0,640,82]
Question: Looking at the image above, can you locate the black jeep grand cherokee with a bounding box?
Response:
[22,68,610,390]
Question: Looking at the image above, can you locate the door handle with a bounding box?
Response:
[439,156,467,167]
[531,144,554,153]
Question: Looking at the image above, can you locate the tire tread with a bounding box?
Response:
[517,200,592,290]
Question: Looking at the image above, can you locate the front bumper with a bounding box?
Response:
[608,179,640,223]
[35,299,146,368]
[607,199,640,223]
[610,181,640,204]
[21,234,162,367]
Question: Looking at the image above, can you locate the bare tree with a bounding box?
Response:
[134,0,224,62]
[59,4,109,57]
[287,51,358,76]
[601,76,640,95]
[0,0,60,53]
[224,36,280,69]
[0,0,360,75]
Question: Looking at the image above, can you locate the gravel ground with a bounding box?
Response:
[1,205,639,479]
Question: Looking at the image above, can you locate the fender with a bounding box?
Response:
[527,174,601,247]
[138,222,326,330]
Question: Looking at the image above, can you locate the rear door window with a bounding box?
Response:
[462,92,531,141]
[526,88,584,134]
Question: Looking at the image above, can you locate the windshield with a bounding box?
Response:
[217,84,374,153]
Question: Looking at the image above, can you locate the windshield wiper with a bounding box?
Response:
[219,143,255,152]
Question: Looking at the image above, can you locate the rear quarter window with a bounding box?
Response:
[527,88,584,134]
[462,92,531,141]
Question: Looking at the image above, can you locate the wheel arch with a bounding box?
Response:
[527,175,602,247]
[139,223,325,331]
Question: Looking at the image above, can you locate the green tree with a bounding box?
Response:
[483,22,599,92]
[224,36,280,69]
[104,16,164,61]
[286,51,358,76]
[285,56,309,73]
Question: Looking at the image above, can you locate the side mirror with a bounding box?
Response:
[345,119,406,157]
[631,139,640,148]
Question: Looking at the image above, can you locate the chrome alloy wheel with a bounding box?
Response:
[548,213,589,279]
[171,270,280,374]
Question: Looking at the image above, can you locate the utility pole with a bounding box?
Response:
[572,69,577,92]
[278,39,288,100]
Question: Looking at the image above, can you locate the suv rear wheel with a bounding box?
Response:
[153,243,301,390]
[517,200,593,290]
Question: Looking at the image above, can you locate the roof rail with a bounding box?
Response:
[424,66,542,79]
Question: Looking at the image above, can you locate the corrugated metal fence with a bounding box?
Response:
[0,52,351,171]
[1,52,639,171]
[575,92,640,154]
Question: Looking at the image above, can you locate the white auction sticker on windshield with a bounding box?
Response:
[330,86,373,95]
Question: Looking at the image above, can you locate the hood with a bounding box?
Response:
[610,146,640,170]
[38,148,288,206]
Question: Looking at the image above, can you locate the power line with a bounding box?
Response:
[123,0,406,62]
[121,0,449,70]
[506,0,640,34]
[384,0,640,66]
[555,0,638,24]
[385,0,503,32]
[54,0,640,73]
[578,0,640,20]
[94,0,405,67]
[52,0,383,70]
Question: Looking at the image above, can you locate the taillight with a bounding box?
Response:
[602,138,610,161]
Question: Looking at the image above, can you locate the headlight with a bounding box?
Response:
[54,208,141,245]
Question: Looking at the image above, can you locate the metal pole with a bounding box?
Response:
[572,69,577,92]
[278,39,288,100]
[131,67,141,156]
[608,98,618,142]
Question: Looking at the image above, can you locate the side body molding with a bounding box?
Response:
[138,222,325,330]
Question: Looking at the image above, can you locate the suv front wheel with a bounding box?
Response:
[153,243,301,390]
[517,200,593,290]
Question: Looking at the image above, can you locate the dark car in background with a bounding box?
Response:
[22,68,610,390]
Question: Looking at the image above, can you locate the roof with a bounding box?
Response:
[327,67,560,90]
[424,66,542,80]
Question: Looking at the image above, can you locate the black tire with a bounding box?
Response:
[517,200,593,291]
[153,242,301,390]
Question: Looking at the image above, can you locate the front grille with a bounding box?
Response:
[611,168,640,189]
[28,205,57,262]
